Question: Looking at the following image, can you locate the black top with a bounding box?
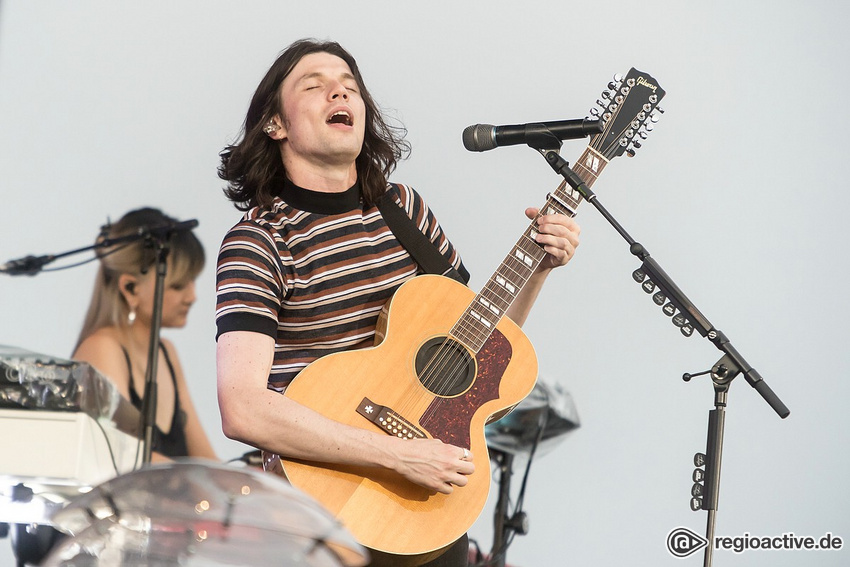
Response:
[123,343,189,457]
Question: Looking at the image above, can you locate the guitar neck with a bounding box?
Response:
[450,146,610,353]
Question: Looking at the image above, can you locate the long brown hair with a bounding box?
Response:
[218,38,410,210]
[74,208,204,352]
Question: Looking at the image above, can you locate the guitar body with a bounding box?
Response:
[280,274,537,557]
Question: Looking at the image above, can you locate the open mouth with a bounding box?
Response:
[327,110,353,126]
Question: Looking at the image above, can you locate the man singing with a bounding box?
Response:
[215,38,580,566]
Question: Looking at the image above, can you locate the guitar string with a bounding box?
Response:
[411,206,555,426]
[408,239,535,423]
[413,188,573,414]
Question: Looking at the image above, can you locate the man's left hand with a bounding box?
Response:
[526,207,581,271]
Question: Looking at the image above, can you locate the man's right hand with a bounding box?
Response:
[389,437,475,494]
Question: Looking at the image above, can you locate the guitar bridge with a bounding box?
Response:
[356,397,427,440]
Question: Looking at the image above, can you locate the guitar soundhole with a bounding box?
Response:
[415,336,475,397]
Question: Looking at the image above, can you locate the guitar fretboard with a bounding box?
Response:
[450,146,609,353]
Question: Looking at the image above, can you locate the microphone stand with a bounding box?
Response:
[533,145,789,567]
[1,220,198,466]
[139,232,170,465]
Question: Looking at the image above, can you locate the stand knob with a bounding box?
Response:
[506,512,530,536]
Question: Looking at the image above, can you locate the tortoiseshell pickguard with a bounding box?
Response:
[419,329,512,447]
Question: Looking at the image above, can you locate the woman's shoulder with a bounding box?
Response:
[73,327,132,389]
[76,326,124,349]
[73,327,127,364]
[159,336,180,360]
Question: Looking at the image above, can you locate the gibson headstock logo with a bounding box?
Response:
[636,76,658,92]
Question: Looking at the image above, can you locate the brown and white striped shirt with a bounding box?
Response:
[215,179,466,391]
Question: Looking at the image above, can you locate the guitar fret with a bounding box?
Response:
[545,193,575,217]
[478,291,507,316]
[479,291,512,320]
[450,325,479,349]
[502,263,529,284]
[573,147,608,188]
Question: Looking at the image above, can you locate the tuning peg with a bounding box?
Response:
[693,469,705,483]
[672,313,687,327]
[694,453,706,467]
[662,302,676,317]
[650,113,661,123]
[643,122,654,132]
[681,323,694,337]
[691,483,704,497]
[652,291,666,305]
[625,148,636,157]
[690,497,703,511]
[600,90,612,100]
[632,268,647,282]
[612,73,624,83]
[631,139,642,149]
[638,131,648,139]
[655,106,665,114]
[642,279,656,294]
[589,107,600,117]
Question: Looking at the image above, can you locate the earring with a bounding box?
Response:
[128,309,136,325]
[263,121,278,135]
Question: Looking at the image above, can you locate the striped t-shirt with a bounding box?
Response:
[215,178,467,391]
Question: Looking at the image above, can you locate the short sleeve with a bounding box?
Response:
[215,220,287,340]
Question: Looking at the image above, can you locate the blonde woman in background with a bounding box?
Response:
[73,207,218,461]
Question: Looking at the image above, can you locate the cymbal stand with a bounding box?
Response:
[485,409,547,566]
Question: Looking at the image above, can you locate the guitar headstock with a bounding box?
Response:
[589,68,665,160]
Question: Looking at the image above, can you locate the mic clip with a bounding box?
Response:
[523,124,564,151]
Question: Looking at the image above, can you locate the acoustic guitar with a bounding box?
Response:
[274,68,666,560]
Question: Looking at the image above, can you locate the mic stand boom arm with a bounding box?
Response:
[537,148,789,567]
[538,148,789,418]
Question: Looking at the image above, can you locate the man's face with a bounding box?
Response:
[275,51,366,174]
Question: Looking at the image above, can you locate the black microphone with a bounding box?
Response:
[462,118,603,152]
[142,218,199,237]
[0,254,54,276]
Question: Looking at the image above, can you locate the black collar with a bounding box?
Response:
[279,177,362,215]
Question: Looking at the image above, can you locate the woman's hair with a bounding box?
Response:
[218,38,410,210]
[74,207,205,351]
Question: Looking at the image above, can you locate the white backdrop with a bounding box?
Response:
[1,1,848,566]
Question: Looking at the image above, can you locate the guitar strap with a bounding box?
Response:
[377,186,469,285]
